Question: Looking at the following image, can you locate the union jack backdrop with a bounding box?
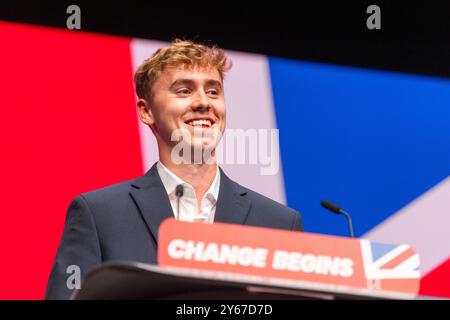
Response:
[0,21,449,299]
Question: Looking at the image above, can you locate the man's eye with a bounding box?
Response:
[207,89,219,96]
[177,88,191,95]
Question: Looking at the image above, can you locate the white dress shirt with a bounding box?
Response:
[156,161,221,223]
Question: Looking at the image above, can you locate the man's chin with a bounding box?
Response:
[188,142,217,163]
[190,142,216,152]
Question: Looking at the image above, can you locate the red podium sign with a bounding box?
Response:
[158,219,420,294]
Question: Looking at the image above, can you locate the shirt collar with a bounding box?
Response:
[156,161,221,202]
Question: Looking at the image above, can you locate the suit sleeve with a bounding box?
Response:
[290,210,304,232]
[45,195,102,300]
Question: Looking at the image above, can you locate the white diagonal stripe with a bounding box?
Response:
[364,176,450,275]
[392,255,420,273]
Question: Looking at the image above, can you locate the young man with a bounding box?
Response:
[46,40,303,299]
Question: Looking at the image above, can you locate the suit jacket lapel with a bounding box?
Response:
[214,168,251,225]
[129,164,174,244]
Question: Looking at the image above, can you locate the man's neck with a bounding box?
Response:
[159,150,218,204]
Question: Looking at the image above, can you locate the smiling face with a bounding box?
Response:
[138,65,226,160]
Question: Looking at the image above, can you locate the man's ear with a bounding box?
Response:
[137,98,158,134]
[137,98,155,126]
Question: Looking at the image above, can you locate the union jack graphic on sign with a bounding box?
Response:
[361,240,420,280]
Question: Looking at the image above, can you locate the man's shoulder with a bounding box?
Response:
[229,179,303,231]
[231,180,298,216]
[78,178,138,203]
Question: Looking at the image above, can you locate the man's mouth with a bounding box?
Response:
[184,119,214,128]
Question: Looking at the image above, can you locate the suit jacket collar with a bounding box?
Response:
[214,167,251,225]
[129,164,251,244]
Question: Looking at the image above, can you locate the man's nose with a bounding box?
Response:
[191,91,211,112]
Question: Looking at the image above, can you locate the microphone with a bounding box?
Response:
[175,184,184,220]
[320,200,355,238]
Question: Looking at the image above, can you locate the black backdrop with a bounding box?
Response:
[1,2,450,78]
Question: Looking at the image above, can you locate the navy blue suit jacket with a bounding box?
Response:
[45,164,303,299]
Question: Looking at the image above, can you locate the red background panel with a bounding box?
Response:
[420,258,450,298]
[0,22,142,299]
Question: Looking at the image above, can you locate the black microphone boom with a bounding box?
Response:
[175,184,184,220]
[320,200,355,238]
[320,200,341,214]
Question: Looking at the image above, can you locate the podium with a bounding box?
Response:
[73,262,418,300]
[73,219,423,300]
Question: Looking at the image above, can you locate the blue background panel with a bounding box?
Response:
[269,58,450,237]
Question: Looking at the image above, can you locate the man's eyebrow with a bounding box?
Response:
[205,79,223,88]
[170,79,223,89]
